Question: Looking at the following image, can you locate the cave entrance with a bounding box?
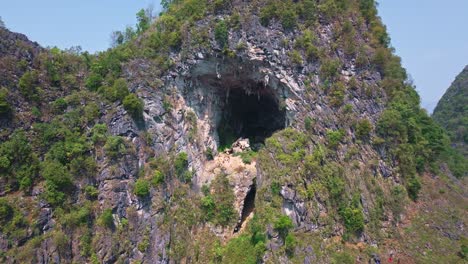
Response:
[217,81,286,149]
[234,183,256,233]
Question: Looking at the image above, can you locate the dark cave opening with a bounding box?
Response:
[217,82,286,148]
[234,183,256,233]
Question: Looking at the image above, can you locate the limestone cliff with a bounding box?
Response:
[0,1,466,263]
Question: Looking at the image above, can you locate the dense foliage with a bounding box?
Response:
[433,66,468,157]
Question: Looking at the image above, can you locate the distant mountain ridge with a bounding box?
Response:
[433,65,468,156]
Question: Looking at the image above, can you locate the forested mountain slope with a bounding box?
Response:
[433,65,468,157]
[0,1,466,263]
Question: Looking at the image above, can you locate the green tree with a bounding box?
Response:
[151,170,164,186]
[18,70,40,101]
[340,206,364,234]
[136,9,150,34]
[0,198,13,224]
[281,8,297,30]
[134,178,150,197]
[215,20,229,48]
[174,152,188,177]
[104,136,126,158]
[327,129,345,148]
[91,123,108,144]
[355,119,372,139]
[123,93,144,119]
[0,87,11,116]
[85,72,103,91]
[42,160,73,205]
[274,215,294,238]
[99,209,114,228]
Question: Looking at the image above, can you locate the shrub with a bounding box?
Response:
[300,0,316,24]
[304,116,313,131]
[388,185,406,219]
[138,237,150,252]
[99,78,129,102]
[52,230,70,255]
[182,170,193,183]
[355,119,372,139]
[222,234,259,264]
[99,209,114,228]
[18,70,40,100]
[42,160,73,205]
[281,8,297,30]
[41,160,73,190]
[274,215,294,238]
[52,98,68,113]
[234,150,257,164]
[91,123,108,144]
[460,244,468,260]
[359,0,377,22]
[306,45,319,61]
[85,72,103,91]
[0,199,13,224]
[259,2,277,27]
[214,20,229,48]
[318,0,339,20]
[329,81,346,106]
[112,78,129,101]
[407,175,421,201]
[134,178,150,197]
[201,173,236,226]
[285,233,297,256]
[61,206,91,227]
[201,194,215,221]
[332,251,354,264]
[174,152,188,177]
[325,172,345,200]
[326,129,345,148]
[340,206,364,234]
[151,170,164,186]
[320,58,341,81]
[205,148,214,160]
[0,87,11,116]
[84,185,99,199]
[0,130,39,191]
[104,136,126,158]
[289,50,302,65]
[136,8,150,34]
[123,93,144,119]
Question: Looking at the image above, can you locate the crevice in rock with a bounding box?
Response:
[234,182,256,233]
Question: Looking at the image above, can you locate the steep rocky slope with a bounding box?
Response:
[433,65,468,157]
[0,1,466,263]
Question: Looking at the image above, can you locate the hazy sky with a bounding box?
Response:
[1,1,467,112]
[0,0,161,52]
[378,0,468,112]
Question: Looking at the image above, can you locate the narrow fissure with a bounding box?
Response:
[234,183,256,233]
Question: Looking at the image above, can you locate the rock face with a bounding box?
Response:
[0,1,466,264]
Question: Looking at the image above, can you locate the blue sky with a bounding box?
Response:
[0,0,161,52]
[378,0,468,112]
[1,1,467,112]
